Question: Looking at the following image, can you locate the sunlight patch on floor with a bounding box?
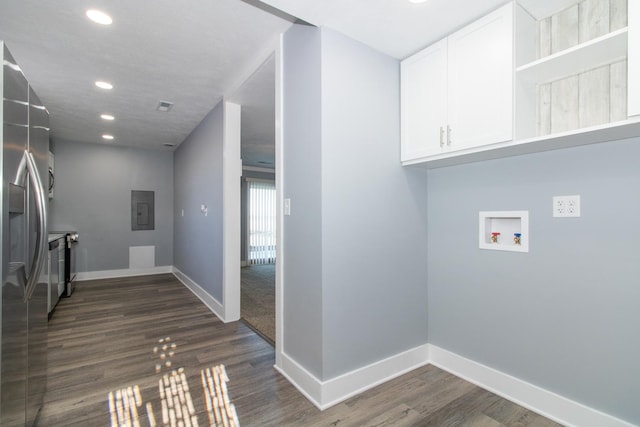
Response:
[201,365,239,427]
[107,337,240,427]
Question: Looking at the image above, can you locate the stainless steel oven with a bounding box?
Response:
[64,232,78,296]
[47,236,63,314]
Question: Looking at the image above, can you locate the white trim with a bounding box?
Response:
[223,34,282,98]
[172,268,225,323]
[275,344,430,410]
[320,344,431,410]
[428,344,636,427]
[222,101,241,322]
[274,352,323,409]
[274,34,285,367]
[277,342,634,426]
[76,266,172,281]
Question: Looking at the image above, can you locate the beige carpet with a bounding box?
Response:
[241,264,275,344]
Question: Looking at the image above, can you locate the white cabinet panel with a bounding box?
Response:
[447,3,514,150]
[401,2,513,163]
[402,0,640,169]
[400,39,447,161]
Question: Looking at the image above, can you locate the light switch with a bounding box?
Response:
[284,198,291,216]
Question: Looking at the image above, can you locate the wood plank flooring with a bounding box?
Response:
[38,274,562,426]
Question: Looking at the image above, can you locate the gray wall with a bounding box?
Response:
[282,24,324,378]
[48,139,173,272]
[282,25,429,380]
[427,137,640,425]
[319,28,429,379]
[173,103,224,302]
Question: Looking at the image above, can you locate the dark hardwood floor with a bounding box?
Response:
[39,274,561,426]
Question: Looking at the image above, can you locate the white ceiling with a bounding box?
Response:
[1,0,570,168]
[257,0,510,59]
[256,0,577,59]
[0,0,292,166]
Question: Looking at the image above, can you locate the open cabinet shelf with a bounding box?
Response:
[516,27,627,84]
[401,0,638,169]
[514,0,632,142]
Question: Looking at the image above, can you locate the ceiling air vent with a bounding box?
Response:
[156,100,174,112]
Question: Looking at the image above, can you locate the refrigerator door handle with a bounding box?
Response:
[13,150,48,301]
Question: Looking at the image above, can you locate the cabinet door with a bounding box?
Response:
[401,38,447,161]
[447,3,513,151]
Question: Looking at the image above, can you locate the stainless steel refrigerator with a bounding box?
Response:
[1,42,49,426]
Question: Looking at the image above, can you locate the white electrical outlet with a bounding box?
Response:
[553,195,580,217]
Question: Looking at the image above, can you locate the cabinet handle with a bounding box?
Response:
[447,125,452,146]
[439,126,444,148]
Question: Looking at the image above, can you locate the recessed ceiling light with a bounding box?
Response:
[86,9,112,25]
[102,134,114,140]
[95,81,113,90]
[100,114,115,121]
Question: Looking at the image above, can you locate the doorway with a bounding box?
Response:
[230,53,278,344]
[240,178,276,343]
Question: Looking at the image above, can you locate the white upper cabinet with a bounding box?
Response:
[447,4,514,151]
[401,39,447,161]
[402,0,640,169]
[401,3,514,163]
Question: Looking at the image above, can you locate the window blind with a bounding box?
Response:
[247,180,276,264]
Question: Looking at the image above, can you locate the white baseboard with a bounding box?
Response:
[172,268,225,323]
[76,266,172,281]
[277,343,634,427]
[321,344,431,410]
[427,344,635,427]
[275,353,323,409]
[276,344,430,410]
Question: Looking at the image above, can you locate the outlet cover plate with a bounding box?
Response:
[553,195,580,217]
